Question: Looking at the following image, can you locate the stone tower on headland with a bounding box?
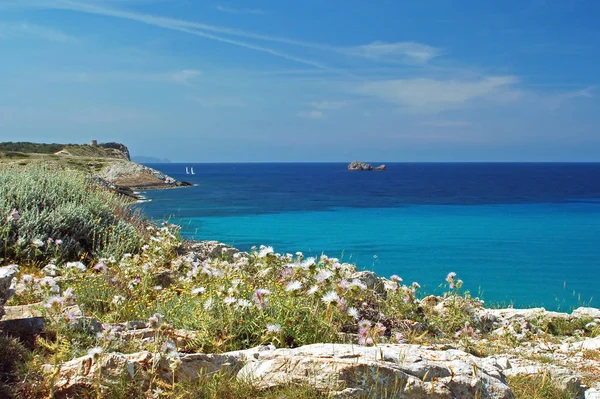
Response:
[90,140,98,147]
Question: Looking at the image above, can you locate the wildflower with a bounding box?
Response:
[235,299,253,310]
[6,209,20,222]
[62,287,76,301]
[351,279,367,291]
[42,264,58,277]
[412,282,421,289]
[112,295,125,305]
[384,280,398,292]
[153,285,163,291]
[348,307,360,319]
[446,272,457,288]
[315,270,333,283]
[253,288,271,307]
[191,287,206,295]
[46,237,54,246]
[391,275,402,282]
[300,257,316,269]
[94,262,108,272]
[224,296,236,305]
[338,279,351,290]
[258,246,274,258]
[285,281,303,292]
[44,296,64,309]
[21,274,34,284]
[147,313,164,329]
[266,323,281,333]
[31,238,44,248]
[374,322,386,336]
[88,347,103,360]
[358,320,372,329]
[54,239,63,245]
[307,285,319,295]
[395,332,405,343]
[321,290,340,305]
[295,251,303,257]
[66,261,86,272]
[203,298,214,310]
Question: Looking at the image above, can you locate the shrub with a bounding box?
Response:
[0,164,142,264]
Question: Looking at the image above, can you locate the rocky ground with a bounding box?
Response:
[1,241,599,398]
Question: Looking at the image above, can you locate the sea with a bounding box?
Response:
[136,163,600,310]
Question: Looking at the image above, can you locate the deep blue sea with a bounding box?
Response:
[136,163,600,310]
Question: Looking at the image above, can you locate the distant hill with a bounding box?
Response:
[132,156,172,164]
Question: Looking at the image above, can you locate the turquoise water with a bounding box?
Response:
[138,163,600,309]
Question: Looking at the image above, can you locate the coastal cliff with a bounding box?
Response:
[0,141,190,195]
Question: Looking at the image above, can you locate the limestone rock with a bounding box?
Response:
[572,307,600,320]
[0,264,18,319]
[238,343,513,398]
[571,336,600,351]
[186,241,241,262]
[350,270,386,295]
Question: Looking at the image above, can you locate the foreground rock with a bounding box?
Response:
[46,344,514,398]
[347,161,386,171]
[0,265,18,319]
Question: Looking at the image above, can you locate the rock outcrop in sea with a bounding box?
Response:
[348,161,386,171]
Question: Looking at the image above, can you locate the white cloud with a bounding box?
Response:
[546,86,594,110]
[354,76,521,112]
[298,110,324,119]
[345,41,441,64]
[170,69,201,84]
[216,5,266,15]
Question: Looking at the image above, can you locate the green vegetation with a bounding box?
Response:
[0,164,143,264]
[0,142,64,154]
[507,373,578,399]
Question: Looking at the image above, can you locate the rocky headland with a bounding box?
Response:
[0,141,191,199]
[348,161,386,171]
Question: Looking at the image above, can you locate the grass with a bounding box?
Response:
[507,373,578,399]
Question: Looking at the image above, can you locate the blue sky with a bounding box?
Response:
[0,0,599,161]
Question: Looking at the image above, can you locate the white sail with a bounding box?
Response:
[186,167,189,174]
[191,167,195,175]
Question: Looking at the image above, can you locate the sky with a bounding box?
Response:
[0,0,599,162]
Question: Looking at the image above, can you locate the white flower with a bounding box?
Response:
[112,295,125,305]
[235,299,253,310]
[44,296,64,309]
[62,287,76,301]
[391,275,402,282]
[191,287,206,295]
[307,285,320,295]
[285,281,303,292]
[66,261,86,272]
[321,290,340,305]
[258,246,274,258]
[31,238,44,248]
[21,274,34,284]
[203,298,214,310]
[315,270,333,283]
[54,239,63,245]
[300,257,316,269]
[351,279,367,290]
[224,296,236,305]
[348,307,360,319]
[266,323,281,333]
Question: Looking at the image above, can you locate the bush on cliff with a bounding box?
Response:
[0,165,142,264]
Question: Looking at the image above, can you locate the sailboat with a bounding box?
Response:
[185,167,189,175]
[191,167,195,175]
